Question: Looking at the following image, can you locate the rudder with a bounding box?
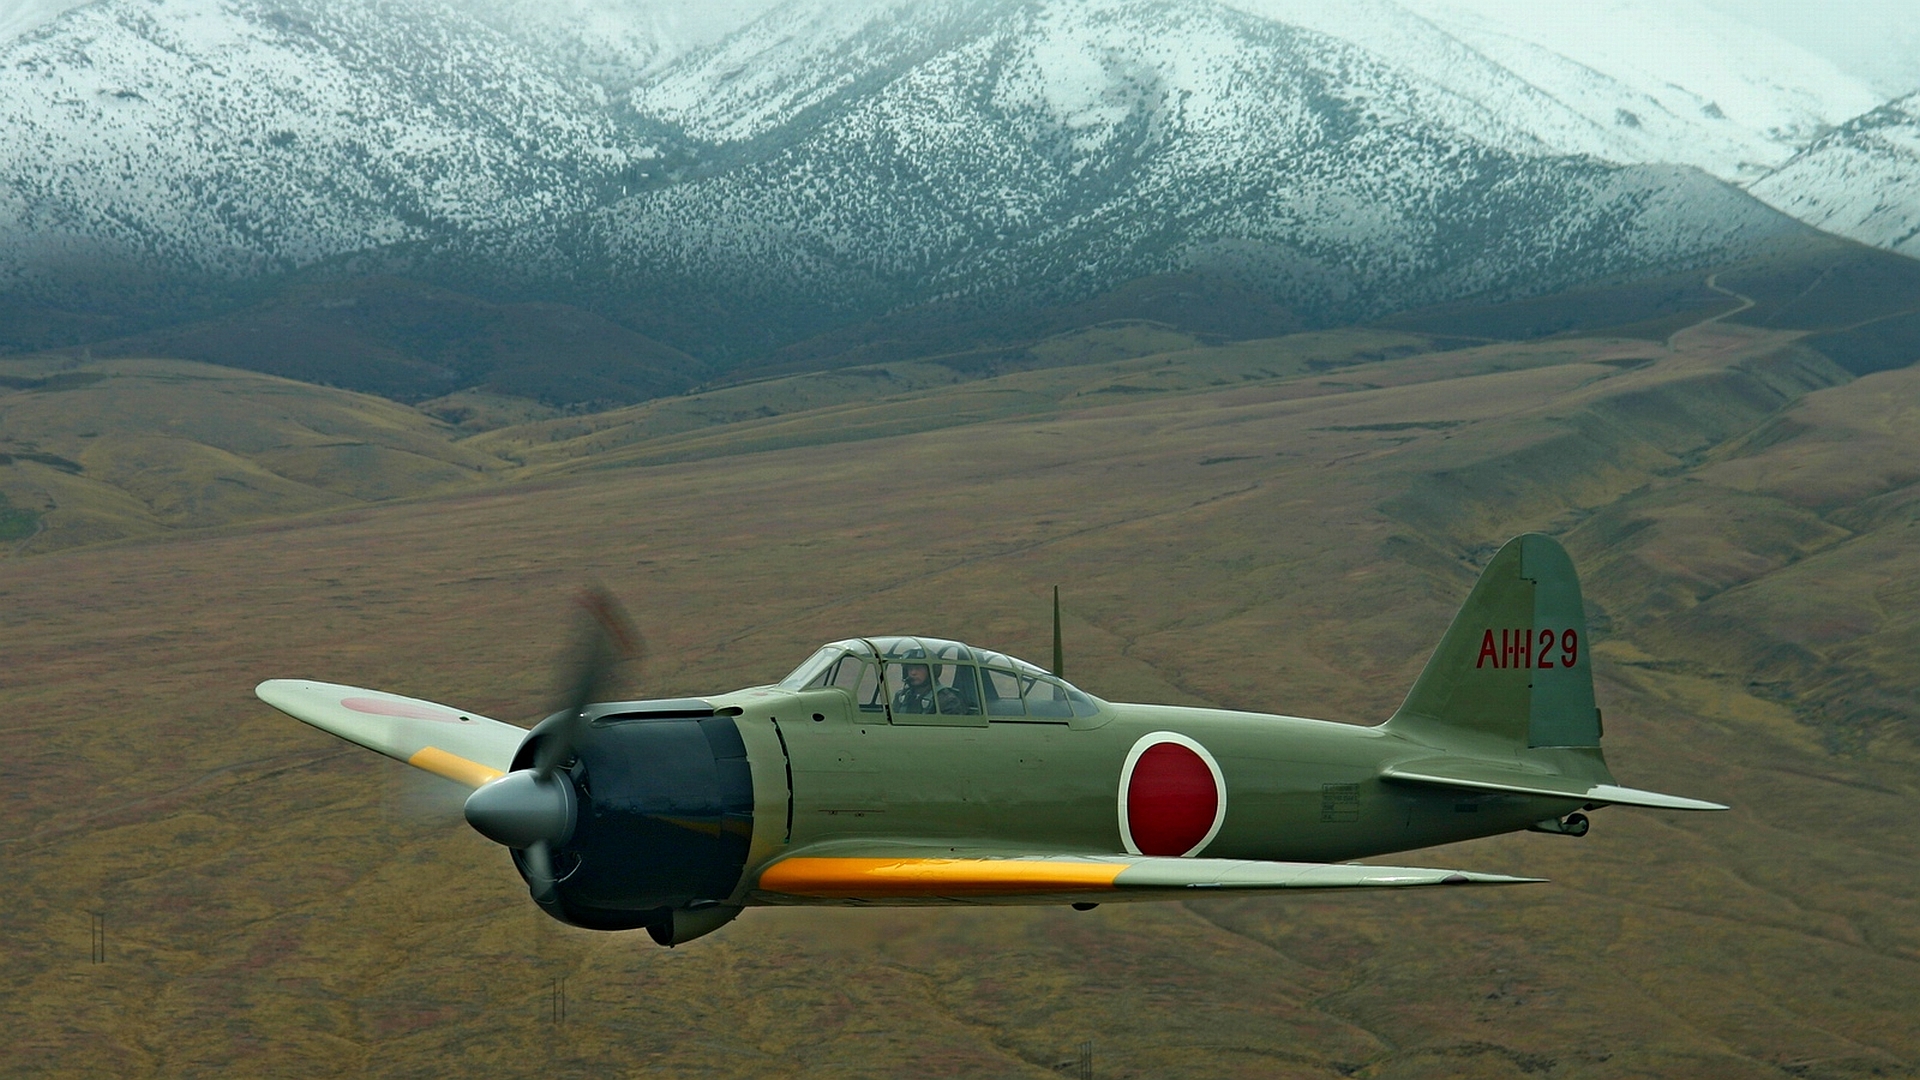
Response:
[1386,534,1600,749]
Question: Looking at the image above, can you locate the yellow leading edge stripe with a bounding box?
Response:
[407,746,505,788]
[758,857,1125,897]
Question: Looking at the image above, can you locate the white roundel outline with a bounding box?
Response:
[1117,731,1228,858]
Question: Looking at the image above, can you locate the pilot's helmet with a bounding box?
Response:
[893,644,940,681]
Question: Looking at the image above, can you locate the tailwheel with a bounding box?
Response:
[1527,812,1591,837]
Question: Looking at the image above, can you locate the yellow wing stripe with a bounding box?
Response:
[407,746,506,788]
[758,857,1125,897]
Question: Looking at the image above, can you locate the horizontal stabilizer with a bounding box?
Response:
[256,679,525,788]
[755,853,1542,902]
[1383,757,1728,811]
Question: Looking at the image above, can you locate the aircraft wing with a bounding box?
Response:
[1381,756,1729,811]
[256,679,525,788]
[752,850,1542,904]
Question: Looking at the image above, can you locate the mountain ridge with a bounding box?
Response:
[1751,91,1920,260]
[0,0,1866,373]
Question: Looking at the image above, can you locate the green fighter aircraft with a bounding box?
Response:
[258,534,1726,946]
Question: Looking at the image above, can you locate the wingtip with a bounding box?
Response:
[1649,795,1731,812]
[1446,872,1549,885]
[254,678,312,706]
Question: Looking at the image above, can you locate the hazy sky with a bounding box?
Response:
[505,0,1920,99]
[1697,0,1920,96]
[4,0,1917,96]
[592,0,1920,97]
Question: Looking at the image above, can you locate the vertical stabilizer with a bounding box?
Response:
[1387,534,1600,749]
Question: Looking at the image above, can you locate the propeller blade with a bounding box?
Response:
[533,586,642,776]
[524,839,557,906]
[565,585,641,712]
[466,586,642,919]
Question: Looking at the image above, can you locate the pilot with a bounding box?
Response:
[892,662,962,715]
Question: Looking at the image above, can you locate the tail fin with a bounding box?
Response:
[1382,534,1729,812]
[1387,533,1600,749]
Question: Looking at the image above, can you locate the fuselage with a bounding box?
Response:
[716,684,1581,903]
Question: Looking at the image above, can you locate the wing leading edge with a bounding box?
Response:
[256,679,525,787]
[754,853,1542,904]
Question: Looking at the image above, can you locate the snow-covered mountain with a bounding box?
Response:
[604,0,1804,339]
[0,0,657,287]
[0,0,1879,363]
[1235,0,1880,184]
[452,0,780,89]
[1750,92,1920,260]
[616,0,1880,182]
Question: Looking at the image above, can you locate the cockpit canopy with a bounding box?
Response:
[778,636,1101,719]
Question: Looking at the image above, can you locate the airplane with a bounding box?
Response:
[257,533,1726,946]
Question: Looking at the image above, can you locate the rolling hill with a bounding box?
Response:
[9,231,1916,560]
[0,354,509,552]
[95,277,706,407]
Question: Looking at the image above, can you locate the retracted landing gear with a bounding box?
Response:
[1527,812,1590,837]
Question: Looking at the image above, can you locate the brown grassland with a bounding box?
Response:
[1,309,1916,1077]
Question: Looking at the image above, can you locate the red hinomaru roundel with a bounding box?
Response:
[1118,732,1227,857]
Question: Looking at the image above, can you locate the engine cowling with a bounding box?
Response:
[507,701,755,935]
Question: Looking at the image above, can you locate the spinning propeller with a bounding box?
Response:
[462,588,641,914]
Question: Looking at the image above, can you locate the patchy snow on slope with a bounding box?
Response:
[0,0,652,285]
[1225,0,1881,183]
[453,0,781,88]
[1752,93,1920,258]
[627,0,998,146]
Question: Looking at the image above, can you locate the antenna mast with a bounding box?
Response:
[1052,585,1064,677]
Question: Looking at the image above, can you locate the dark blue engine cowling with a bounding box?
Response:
[510,701,754,931]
